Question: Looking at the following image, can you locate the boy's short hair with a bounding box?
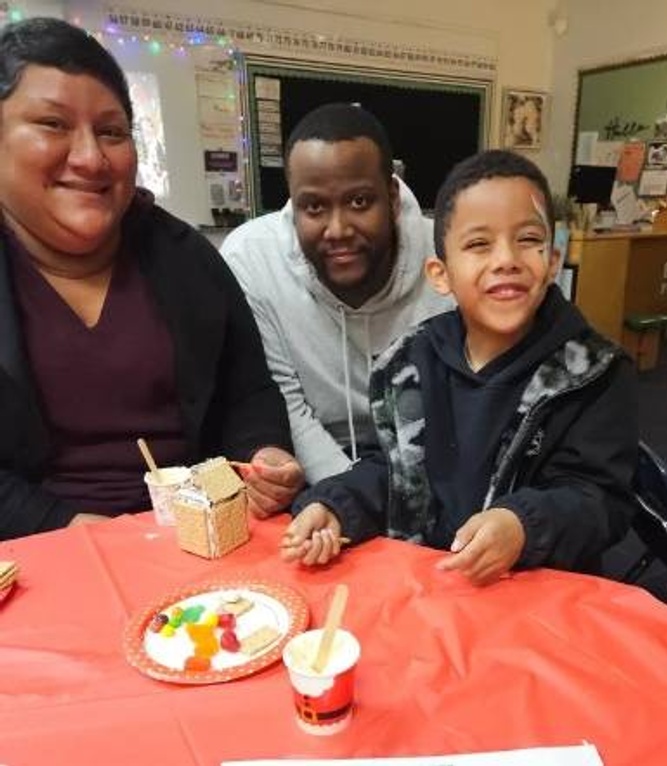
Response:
[284,102,394,182]
[0,17,133,124]
[433,149,555,259]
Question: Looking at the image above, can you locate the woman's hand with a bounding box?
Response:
[238,447,305,519]
[280,502,342,566]
[435,508,526,586]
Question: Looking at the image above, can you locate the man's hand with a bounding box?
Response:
[435,508,526,586]
[280,502,342,566]
[239,446,305,519]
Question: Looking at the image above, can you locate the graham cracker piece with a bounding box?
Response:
[219,596,254,616]
[240,625,282,656]
[0,561,18,589]
[192,457,244,503]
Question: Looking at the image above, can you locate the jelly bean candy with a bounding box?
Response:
[186,623,218,658]
[148,613,169,633]
[160,623,176,637]
[218,611,236,630]
[201,612,218,627]
[184,655,211,672]
[182,605,205,623]
[220,629,240,653]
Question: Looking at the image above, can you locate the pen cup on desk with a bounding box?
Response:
[282,628,360,736]
[144,467,191,526]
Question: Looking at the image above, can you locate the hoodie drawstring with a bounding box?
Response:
[340,306,358,463]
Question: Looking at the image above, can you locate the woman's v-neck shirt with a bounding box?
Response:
[9,239,188,514]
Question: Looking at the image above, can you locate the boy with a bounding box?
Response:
[281,150,638,584]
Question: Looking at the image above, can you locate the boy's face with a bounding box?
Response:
[425,176,559,356]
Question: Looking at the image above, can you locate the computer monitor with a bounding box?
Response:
[567,165,617,206]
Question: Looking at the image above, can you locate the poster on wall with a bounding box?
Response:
[255,79,284,168]
[195,70,245,212]
[127,72,169,200]
[615,141,647,184]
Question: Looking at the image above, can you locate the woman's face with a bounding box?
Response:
[0,64,137,261]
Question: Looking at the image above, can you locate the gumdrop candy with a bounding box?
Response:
[186,623,218,658]
[148,613,169,633]
[184,655,211,672]
[220,629,241,653]
[217,611,236,630]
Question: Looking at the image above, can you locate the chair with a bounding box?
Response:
[622,314,667,371]
[600,441,667,601]
[631,441,667,568]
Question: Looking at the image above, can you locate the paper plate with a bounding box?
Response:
[123,578,309,684]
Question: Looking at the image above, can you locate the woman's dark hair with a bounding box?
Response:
[433,149,555,259]
[284,102,394,182]
[0,17,133,124]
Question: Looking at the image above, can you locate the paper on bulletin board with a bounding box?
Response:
[255,76,281,100]
[616,141,647,183]
[593,140,623,167]
[638,168,667,197]
[575,131,598,165]
[611,181,641,224]
[222,743,604,766]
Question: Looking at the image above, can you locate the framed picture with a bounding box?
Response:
[501,88,547,150]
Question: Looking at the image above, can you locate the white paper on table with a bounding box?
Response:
[222,743,604,766]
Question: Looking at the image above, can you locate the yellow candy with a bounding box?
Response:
[160,623,176,637]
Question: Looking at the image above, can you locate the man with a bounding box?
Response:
[222,103,452,483]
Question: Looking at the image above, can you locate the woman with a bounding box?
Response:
[0,17,303,539]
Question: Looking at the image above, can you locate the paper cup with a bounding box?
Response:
[144,467,191,526]
[282,628,360,735]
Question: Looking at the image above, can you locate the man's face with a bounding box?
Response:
[287,137,399,308]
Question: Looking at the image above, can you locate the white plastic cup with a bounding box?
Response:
[144,466,191,526]
[282,628,360,735]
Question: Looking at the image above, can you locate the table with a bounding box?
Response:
[1,513,667,765]
[567,229,667,346]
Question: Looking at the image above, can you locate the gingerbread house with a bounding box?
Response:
[172,457,249,558]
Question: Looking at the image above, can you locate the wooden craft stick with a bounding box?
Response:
[280,535,351,549]
[312,583,348,673]
[137,438,162,483]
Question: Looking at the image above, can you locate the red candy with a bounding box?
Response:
[218,612,236,630]
[148,613,169,633]
[220,629,240,652]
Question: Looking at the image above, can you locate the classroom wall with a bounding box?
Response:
[547,0,667,194]
[10,0,554,226]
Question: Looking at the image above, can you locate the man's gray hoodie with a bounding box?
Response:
[221,178,453,483]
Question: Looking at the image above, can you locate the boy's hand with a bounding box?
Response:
[239,447,305,519]
[435,508,526,586]
[280,503,342,566]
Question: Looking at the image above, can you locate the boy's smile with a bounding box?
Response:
[426,176,559,369]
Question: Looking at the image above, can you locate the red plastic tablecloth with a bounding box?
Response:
[1,513,667,765]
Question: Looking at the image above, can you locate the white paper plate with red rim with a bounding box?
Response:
[123,578,309,684]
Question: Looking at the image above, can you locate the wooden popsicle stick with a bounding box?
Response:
[279,536,351,549]
[136,438,162,484]
[312,583,349,673]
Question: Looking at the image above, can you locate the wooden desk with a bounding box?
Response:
[2,514,667,765]
[568,229,667,342]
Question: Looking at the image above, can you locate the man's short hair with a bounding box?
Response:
[0,17,133,124]
[284,102,393,181]
[433,149,555,259]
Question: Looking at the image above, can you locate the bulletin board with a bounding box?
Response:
[244,57,490,213]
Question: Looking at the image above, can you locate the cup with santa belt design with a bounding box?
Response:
[282,628,361,735]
